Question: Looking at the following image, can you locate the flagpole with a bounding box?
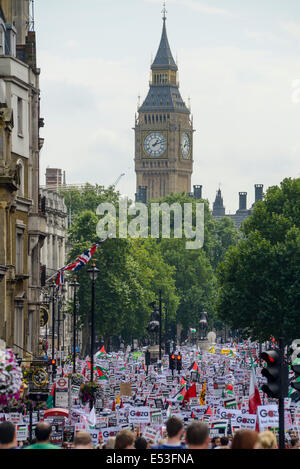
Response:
[70,276,79,374]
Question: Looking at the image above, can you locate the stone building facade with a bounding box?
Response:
[135,12,193,201]
[39,188,74,357]
[0,0,46,358]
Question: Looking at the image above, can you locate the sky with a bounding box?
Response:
[35,0,300,213]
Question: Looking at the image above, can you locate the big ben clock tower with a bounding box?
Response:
[134,6,194,201]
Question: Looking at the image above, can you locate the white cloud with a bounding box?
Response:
[281,21,300,40]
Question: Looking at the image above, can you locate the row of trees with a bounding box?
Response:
[60,185,239,352]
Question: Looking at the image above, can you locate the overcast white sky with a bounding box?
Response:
[36,0,300,213]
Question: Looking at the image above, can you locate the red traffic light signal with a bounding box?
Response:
[260,349,288,399]
[51,359,56,365]
[176,354,182,371]
[169,354,176,370]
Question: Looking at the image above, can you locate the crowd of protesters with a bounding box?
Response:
[1,417,299,450]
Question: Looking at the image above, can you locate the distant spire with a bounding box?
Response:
[162,1,167,22]
[152,2,177,71]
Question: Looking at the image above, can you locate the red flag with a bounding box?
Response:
[183,383,197,403]
[112,400,116,411]
[205,405,213,416]
[192,362,199,371]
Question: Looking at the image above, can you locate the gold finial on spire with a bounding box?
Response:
[162,1,167,21]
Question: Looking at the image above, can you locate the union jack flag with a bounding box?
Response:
[64,243,99,272]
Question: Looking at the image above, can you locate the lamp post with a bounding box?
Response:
[87,260,99,383]
[70,276,79,374]
[50,280,56,365]
[42,290,50,342]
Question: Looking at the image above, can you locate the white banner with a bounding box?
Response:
[257,405,278,431]
[128,407,151,424]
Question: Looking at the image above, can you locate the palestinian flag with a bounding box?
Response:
[183,383,197,403]
[189,361,198,371]
[95,366,108,380]
[95,346,106,358]
[46,383,55,409]
[174,384,186,402]
[211,420,228,430]
[224,397,237,408]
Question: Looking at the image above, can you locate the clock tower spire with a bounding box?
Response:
[134,7,194,201]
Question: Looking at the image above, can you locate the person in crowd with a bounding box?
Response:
[290,437,300,449]
[135,437,148,449]
[216,436,229,449]
[0,422,18,449]
[211,436,221,449]
[73,431,94,449]
[185,422,210,450]
[254,431,277,449]
[102,436,116,449]
[115,430,136,450]
[231,430,259,450]
[152,417,186,449]
[24,422,60,450]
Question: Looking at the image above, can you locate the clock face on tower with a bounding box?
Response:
[181,133,191,159]
[144,132,167,157]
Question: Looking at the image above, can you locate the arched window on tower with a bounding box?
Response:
[156,115,158,122]
[144,115,147,124]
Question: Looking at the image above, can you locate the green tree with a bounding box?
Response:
[217,178,300,343]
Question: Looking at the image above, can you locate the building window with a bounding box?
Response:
[16,159,24,197]
[16,229,24,274]
[14,306,24,355]
[27,311,33,352]
[17,97,23,136]
[0,25,5,54]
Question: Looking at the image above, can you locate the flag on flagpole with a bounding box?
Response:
[183,383,197,403]
[249,350,262,422]
[46,383,55,409]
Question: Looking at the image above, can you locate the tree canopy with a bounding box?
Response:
[217,178,300,343]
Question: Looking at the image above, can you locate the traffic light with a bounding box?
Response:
[176,353,182,371]
[145,350,151,366]
[169,353,176,370]
[49,358,57,374]
[260,349,288,398]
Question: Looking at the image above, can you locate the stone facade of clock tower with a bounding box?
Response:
[134,15,194,201]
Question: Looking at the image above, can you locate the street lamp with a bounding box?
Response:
[42,290,50,341]
[87,260,99,382]
[49,280,57,369]
[70,276,80,374]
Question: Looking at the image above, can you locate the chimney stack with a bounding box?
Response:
[255,184,263,204]
[193,185,202,200]
[239,192,247,211]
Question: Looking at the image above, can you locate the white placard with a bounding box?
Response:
[128,407,151,424]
